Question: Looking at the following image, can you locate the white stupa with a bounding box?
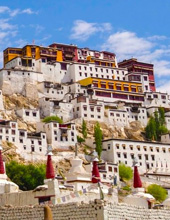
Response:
[0,145,19,193]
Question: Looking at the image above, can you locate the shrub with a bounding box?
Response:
[42,115,63,124]
[6,161,46,191]
[119,163,133,181]
[77,135,85,144]
[147,184,167,202]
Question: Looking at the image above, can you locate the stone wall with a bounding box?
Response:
[0,200,170,220]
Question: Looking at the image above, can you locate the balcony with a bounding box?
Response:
[130,106,140,113]
[61,131,68,137]
[77,96,86,103]
[44,82,53,88]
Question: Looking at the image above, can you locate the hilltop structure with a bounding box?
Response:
[0,42,170,180]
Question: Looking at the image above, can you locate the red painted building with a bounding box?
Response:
[49,43,78,62]
[118,58,156,92]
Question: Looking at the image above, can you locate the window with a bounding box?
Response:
[11,130,15,135]
[137,145,140,151]
[33,112,37,117]
[38,140,42,145]
[20,139,23,143]
[143,146,147,151]
[130,145,133,150]
[26,111,30,116]
[12,137,15,142]
[71,132,74,136]
[117,153,121,158]
[151,155,155,161]
[156,148,159,152]
[163,148,166,153]
[108,144,111,150]
[6,129,9,134]
[84,114,87,117]
[108,166,112,172]
[83,106,87,111]
[114,167,117,173]
[39,147,42,152]
[12,123,16,128]
[116,144,119,149]
[23,145,26,150]
[131,154,134,159]
[150,147,153,152]
[138,155,142,160]
[145,154,148,160]
[103,174,106,179]
[123,153,127,159]
[31,146,35,152]
[91,115,94,118]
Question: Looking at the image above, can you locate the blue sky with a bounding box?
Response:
[0,0,170,92]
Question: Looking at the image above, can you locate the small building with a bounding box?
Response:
[16,108,40,123]
[36,122,77,150]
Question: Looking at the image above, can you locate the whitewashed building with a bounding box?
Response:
[36,121,77,149]
[101,138,170,174]
[16,108,40,123]
[39,97,73,122]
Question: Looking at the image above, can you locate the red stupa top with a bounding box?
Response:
[133,166,142,188]
[92,159,100,183]
[46,153,55,179]
[0,147,5,174]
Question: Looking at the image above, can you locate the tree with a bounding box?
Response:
[119,163,133,181]
[94,122,103,159]
[82,119,87,139]
[6,161,46,191]
[77,135,85,144]
[147,184,167,202]
[145,116,157,141]
[159,107,165,126]
[145,108,168,141]
[42,115,63,124]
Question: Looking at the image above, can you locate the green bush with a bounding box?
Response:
[42,115,63,124]
[122,185,131,191]
[6,161,46,191]
[119,163,133,181]
[147,184,167,202]
[77,135,85,144]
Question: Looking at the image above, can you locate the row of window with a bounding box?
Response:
[117,152,155,161]
[108,143,169,153]
[78,66,125,75]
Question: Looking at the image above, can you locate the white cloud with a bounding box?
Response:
[101,30,170,80]
[102,31,153,60]
[9,8,36,17]
[9,9,20,17]
[70,20,112,41]
[0,19,16,30]
[15,39,28,47]
[21,8,35,14]
[147,35,167,41]
[157,80,170,93]
[30,24,44,35]
[0,6,10,13]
